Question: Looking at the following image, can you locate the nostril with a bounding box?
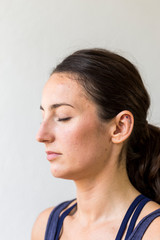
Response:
[36,133,43,143]
[36,132,53,143]
[36,121,55,143]
[36,136,41,142]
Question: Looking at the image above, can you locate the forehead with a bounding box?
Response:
[42,73,91,109]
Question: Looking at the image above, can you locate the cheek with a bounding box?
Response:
[59,119,108,162]
[60,124,89,151]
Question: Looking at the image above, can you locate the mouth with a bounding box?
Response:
[46,151,62,161]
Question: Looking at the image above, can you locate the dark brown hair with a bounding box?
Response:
[52,48,160,203]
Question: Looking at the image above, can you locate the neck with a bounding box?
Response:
[73,162,139,225]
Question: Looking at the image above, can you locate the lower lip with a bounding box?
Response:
[46,153,61,161]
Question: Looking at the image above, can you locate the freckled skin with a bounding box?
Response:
[37,73,113,180]
[34,73,160,240]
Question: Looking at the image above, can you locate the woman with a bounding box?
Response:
[32,49,160,240]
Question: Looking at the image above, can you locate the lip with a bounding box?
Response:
[46,151,62,161]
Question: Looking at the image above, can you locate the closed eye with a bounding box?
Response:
[57,117,71,122]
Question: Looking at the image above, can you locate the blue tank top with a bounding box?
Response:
[44,195,160,240]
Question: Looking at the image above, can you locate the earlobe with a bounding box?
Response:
[111,111,134,144]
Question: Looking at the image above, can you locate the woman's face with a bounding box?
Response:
[36,73,113,180]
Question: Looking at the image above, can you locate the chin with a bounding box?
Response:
[50,167,81,181]
[50,166,73,180]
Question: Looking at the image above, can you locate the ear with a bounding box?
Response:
[111,111,134,144]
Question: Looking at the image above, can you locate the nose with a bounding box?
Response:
[36,120,55,143]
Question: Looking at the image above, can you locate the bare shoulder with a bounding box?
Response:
[31,207,54,240]
[142,216,160,240]
[141,201,160,240]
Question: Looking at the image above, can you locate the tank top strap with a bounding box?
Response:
[44,199,76,240]
[115,194,146,240]
[124,197,151,239]
[128,208,160,240]
[45,195,153,240]
[55,202,77,240]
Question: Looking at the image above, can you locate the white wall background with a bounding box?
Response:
[0,0,160,239]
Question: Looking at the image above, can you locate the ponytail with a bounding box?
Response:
[127,123,160,203]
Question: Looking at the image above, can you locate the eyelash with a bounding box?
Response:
[57,117,71,122]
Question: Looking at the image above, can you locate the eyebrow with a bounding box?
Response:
[40,103,74,111]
